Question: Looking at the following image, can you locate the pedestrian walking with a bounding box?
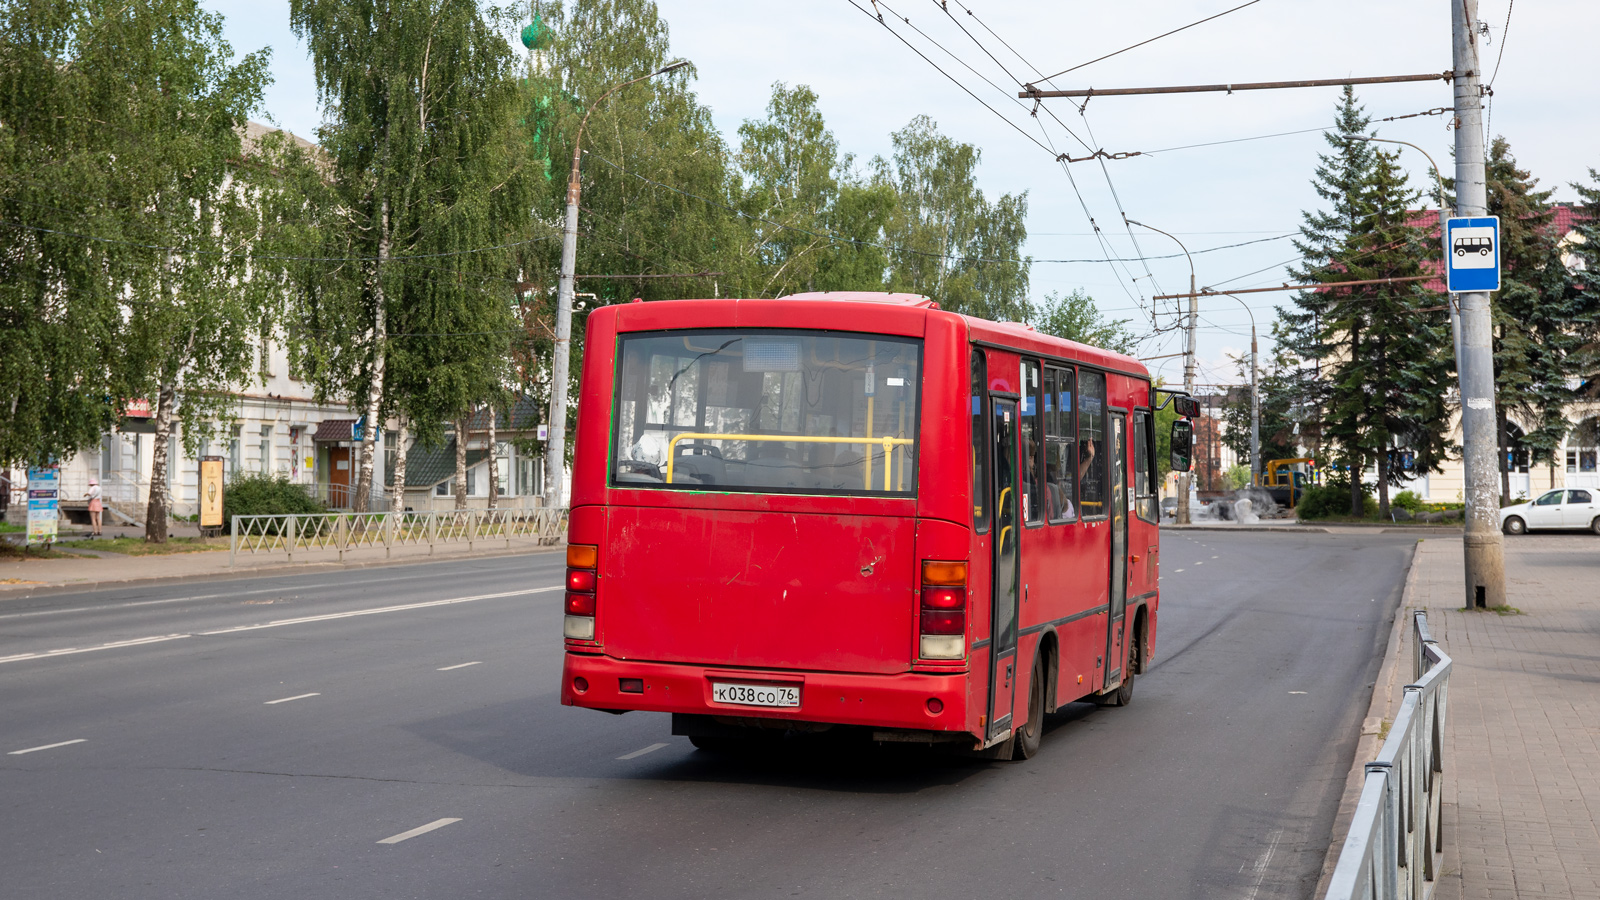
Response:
[86,478,104,537]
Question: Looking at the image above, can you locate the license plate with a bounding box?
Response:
[711,682,800,708]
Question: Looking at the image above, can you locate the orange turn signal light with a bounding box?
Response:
[921,560,967,586]
[567,544,598,569]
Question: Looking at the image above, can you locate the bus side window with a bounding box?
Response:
[971,349,988,533]
[1133,409,1157,522]
[1045,366,1077,522]
[1078,369,1107,518]
[1020,359,1043,524]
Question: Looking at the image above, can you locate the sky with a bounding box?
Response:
[205,0,1597,391]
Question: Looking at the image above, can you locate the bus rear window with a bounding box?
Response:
[611,330,922,495]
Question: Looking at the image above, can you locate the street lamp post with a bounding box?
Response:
[544,60,688,510]
[1126,218,1196,523]
[1213,293,1260,487]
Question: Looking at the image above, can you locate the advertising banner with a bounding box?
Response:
[200,456,225,529]
[26,465,60,546]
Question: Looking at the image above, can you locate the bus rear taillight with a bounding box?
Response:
[564,543,599,642]
[919,560,967,660]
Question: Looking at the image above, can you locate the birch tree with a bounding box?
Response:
[288,0,534,513]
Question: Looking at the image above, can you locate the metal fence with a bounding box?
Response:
[229,507,568,566]
[1324,611,1452,900]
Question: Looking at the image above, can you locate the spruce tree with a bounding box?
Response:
[1482,141,1600,497]
[1277,88,1453,517]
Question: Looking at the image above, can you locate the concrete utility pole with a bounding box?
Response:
[1127,218,1197,523]
[1451,0,1505,609]
[545,60,688,510]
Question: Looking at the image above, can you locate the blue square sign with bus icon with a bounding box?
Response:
[1445,216,1500,292]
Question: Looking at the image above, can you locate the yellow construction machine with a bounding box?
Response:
[1256,458,1314,508]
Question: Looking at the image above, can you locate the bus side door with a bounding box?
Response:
[987,396,1021,744]
[1103,412,1129,687]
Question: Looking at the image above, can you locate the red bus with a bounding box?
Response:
[560,292,1195,759]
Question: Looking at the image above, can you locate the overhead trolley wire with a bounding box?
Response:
[872,0,1149,322]
[1030,0,1265,84]
[938,0,1167,323]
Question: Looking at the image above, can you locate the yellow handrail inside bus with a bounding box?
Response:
[664,432,915,490]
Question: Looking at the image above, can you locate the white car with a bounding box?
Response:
[1500,488,1600,535]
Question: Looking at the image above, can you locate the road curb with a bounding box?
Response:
[1312,537,1421,897]
[1159,524,1331,533]
[0,543,563,601]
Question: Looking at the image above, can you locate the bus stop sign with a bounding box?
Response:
[1445,216,1500,293]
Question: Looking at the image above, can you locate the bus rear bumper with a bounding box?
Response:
[561,653,972,735]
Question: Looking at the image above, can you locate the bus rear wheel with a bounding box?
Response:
[1014,652,1046,760]
[1097,634,1138,707]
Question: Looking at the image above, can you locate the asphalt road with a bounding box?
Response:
[1,530,1418,900]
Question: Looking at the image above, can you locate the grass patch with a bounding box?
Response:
[0,522,25,534]
[1297,514,1462,526]
[0,541,72,560]
[80,536,229,556]
[1378,719,1392,741]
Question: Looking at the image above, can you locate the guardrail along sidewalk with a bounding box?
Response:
[231,508,568,566]
[1324,610,1452,900]
[1323,537,1600,900]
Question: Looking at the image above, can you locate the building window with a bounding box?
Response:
[229,425,242,478]
[384,430,397,486]
[259,425,273,474]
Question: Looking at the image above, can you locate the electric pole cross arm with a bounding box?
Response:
[1019,71,1453,100]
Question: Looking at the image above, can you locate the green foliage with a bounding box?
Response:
[1225,464,1252,490]
[286,0,539,501]
[1392,489,1423,511]
[1275,88,1454,519]
[875,115,1031,320]
[1475,138,1600,502]
[0,0,273,468]
[1219,351,1302,472]
[1298,477,1376,520]
[1026,289,1136,354]
[222,473,326,532]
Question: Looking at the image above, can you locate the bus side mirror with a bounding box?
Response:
[1173,396,1201,418]
[1170,420,1193,472]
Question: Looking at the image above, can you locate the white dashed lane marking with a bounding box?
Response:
[437,661,482,671]
[378,818,461,845]
[264,693,320,705]
[8,739,87,756]
[0,587,555,667]
[618,742,670,760]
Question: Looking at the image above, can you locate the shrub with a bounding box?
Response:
[1298,476,1378,519]
[1393,490,1424,512]
[222,473,326,533]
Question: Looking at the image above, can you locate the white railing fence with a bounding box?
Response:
[1323,611,1451,900]
[230,508,568,566]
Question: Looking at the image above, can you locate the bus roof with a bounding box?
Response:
[605,292,1149,380]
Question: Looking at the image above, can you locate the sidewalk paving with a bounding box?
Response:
[0,531,561,596]
[1333,535,1600,899]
